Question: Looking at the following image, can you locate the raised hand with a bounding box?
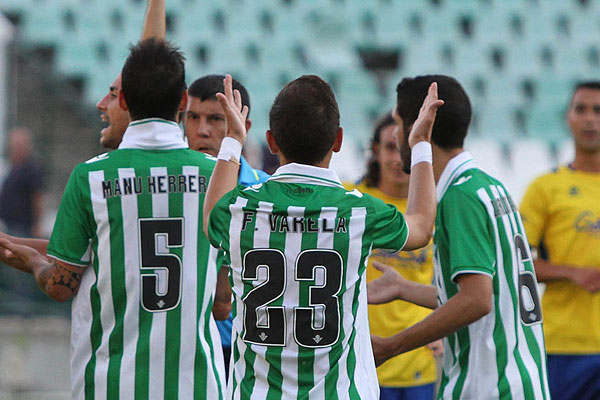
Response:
[367,261,405,305]
[216,74,249,145]
[408,82,444,148]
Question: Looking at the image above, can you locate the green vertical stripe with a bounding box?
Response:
[164,172,183,400]
[84,255,103,400]
[451,332,470,399]
[135,168,153,400]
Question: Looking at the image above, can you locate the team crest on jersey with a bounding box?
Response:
[569,186,580,196]
[574,210,600,234]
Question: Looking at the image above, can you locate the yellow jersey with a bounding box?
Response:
[520,165,600,354]
[346,181,436,387]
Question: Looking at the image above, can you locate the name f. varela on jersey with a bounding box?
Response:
[208,163,413,400]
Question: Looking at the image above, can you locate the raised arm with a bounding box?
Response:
[203,75,249,235]
[141,0,166,41]
[402,83,443,250]
[0,238,84,302]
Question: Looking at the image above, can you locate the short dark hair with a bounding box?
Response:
[188,74,251,116]
[364,113,395,187]
[121,38,186,121]
[572,81,600,102]
[269,75,340,165]
[396,75,471,150]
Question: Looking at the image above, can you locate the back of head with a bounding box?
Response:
[121,38,186,121]
[269,75,340,165]
[188,74,251,116]
[396,75,471,149]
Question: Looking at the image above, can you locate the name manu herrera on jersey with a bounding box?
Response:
[101,173,209,199]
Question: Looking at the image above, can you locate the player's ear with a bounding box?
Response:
[118,90,129,112]
[178,90,188,112]
[245,118,252,133]
[332,127,343,153]
[266,130,279,155]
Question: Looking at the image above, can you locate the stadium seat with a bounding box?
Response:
[508,138,555,202]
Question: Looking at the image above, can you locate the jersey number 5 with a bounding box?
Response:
[138,218,184,312]
[242,248,343,348]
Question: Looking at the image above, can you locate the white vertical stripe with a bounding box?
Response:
[494,186,544,399]
[244,201,274,400]
[88,170,115,400]
[148,167,168,400]
[118,168,141,400]
[70,266,97,400]
[178,165,200,398]
[277,206,303,399]
[475,187,522,399]
[346,208,378,399]
[227,197,249,400]
[196,246,224,397]
[309,207,336,400]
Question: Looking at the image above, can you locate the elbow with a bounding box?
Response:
[212,301,232,321]
[467,293,492,321]
[45,286,75,302]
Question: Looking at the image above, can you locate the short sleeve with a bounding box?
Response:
[519,177,548,248]
[208,194,233,250]
[46,167,93,267]
[442,190,496,280]
[371,201,409,252]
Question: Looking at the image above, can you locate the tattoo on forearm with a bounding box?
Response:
[38,260,83,296]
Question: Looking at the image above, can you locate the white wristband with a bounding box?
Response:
[217,137,242,163]
[410,141,433,168]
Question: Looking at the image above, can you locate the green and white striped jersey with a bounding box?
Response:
[208,163,409,400]
[46,119,225,400]
[433,152,550,400]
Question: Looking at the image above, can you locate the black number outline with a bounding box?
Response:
[138,218,184,313]
[293,249,343,348]
[241,249,287,346]
[514,233,543,325]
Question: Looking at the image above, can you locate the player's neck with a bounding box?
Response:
[432,146,464,184]
[572,148,600,172]
[377,179,408,198]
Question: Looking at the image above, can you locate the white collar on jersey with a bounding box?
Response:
[118,118,188,150]
[268,162,344,188]
[436,151,478,201]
